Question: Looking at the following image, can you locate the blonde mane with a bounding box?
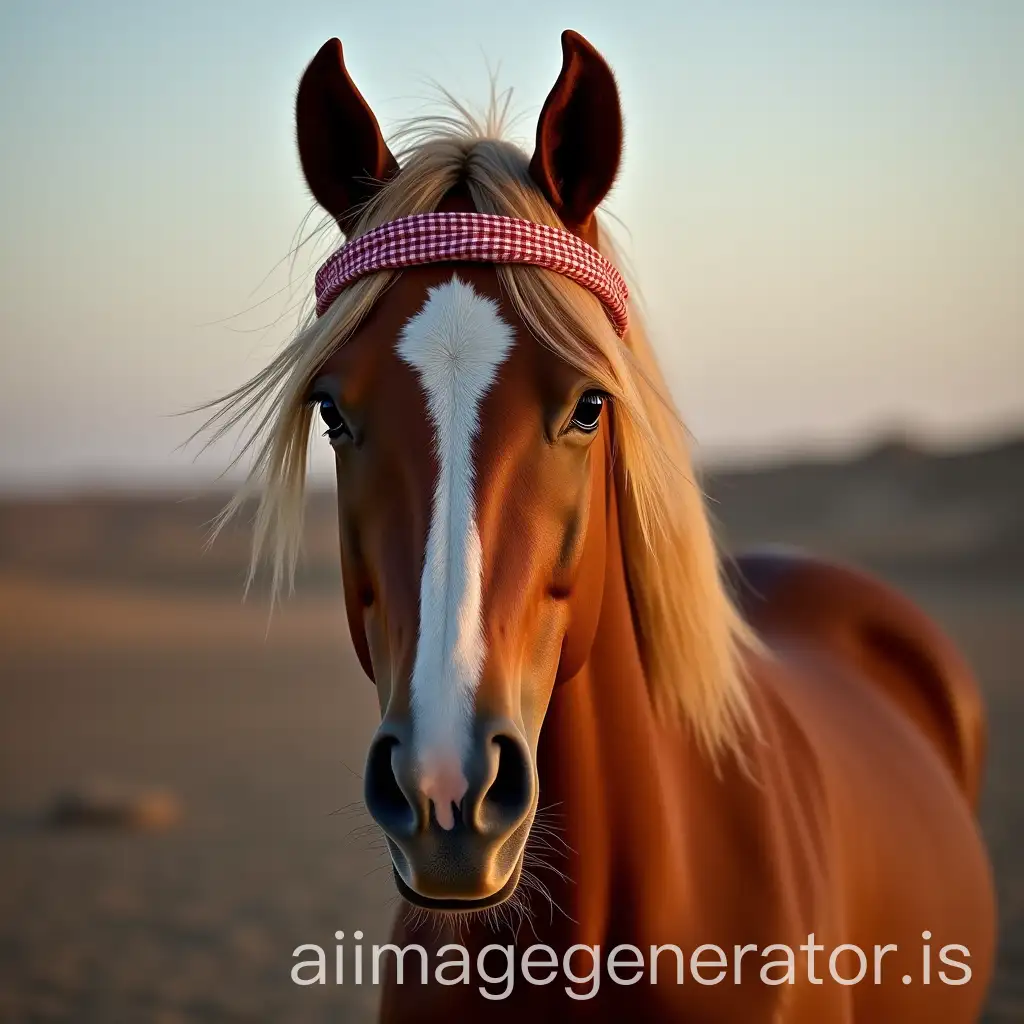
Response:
[199,96,758,760]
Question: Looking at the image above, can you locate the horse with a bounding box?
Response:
[206,29,996,1022]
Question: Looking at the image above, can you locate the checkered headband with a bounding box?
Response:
[314,211,630,337]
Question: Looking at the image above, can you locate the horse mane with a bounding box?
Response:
[197,89,758,761]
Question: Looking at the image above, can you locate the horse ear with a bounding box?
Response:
[529,30,623,233]
[295,39,399,232]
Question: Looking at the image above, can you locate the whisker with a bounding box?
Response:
[338,761,365,781]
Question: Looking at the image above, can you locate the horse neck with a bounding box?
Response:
[530,454,700,948]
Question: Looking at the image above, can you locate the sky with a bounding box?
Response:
[0,0,1021,488]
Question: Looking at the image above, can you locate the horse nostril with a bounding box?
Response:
[488,735,530,813]
[364,734,416,836]
[471,731,533,834]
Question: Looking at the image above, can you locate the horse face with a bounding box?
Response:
[294,27,623,910]
[312,262,608,907]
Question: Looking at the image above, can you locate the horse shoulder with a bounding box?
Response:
[722,549,996,1021]
[727,547,986,806]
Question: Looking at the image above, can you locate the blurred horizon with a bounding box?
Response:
[0,0,1021,490]
[1,421,1022,498]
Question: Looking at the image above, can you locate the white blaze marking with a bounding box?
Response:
[397,276,515,830]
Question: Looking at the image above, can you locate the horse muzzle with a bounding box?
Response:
[363,716,536,908]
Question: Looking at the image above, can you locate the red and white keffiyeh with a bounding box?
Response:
[314,212,630,337]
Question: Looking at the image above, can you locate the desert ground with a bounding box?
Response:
[1,437,1021,1022]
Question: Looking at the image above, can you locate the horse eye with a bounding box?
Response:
[314,396,350,441]
[569,391,606,433]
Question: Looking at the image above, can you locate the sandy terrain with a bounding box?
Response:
[0,440,1021,1021]
[0,584,393,1024]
